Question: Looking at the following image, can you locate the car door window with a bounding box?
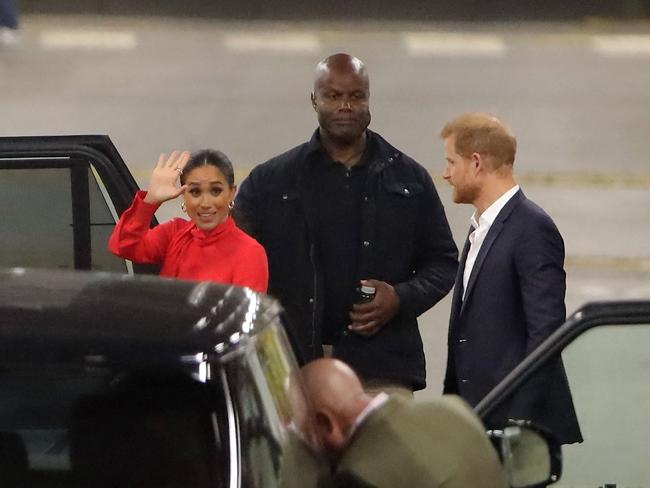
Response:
[1,167,75,269]
[559,324,650,487]
[0,136,160,275]
[88,164,131,272]
[0,159,128,272]
[476,303,650,488]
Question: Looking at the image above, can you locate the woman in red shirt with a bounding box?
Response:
[109,150,269,293]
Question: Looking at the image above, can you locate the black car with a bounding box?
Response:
[0,267,305,488]
[1,135,562,487]
[0,267,560,488]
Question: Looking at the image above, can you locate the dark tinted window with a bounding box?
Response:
[0,361,228,488]
[0,168,74,269]
[0,164,128,272]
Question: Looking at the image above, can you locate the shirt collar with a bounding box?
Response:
[305,128,323,156]
[307,129,375,168]
[190,215,235,245]
[348,392,389,439]
[471,185,520,229]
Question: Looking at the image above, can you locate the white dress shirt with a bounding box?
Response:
[462,185,520,300]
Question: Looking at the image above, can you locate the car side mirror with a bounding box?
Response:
[487,420,562,488]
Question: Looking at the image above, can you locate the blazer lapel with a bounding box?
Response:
[450,226,472,324]
[460,190,525,314]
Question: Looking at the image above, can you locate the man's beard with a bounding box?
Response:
[454,183,480,204]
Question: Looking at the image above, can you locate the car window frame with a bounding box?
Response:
[476,300,650,419]
[0,135,158,274]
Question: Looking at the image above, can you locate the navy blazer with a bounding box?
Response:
[443,190,582,444]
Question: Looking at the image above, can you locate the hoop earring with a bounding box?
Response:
[181,202,186,213]
[228,201,234,210]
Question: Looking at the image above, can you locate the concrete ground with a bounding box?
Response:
[2,14,650,487]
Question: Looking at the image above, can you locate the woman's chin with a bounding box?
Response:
[194,216,225,232]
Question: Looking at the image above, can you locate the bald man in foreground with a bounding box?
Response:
[301,358,507,488]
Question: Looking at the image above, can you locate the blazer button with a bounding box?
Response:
[458,338,467,344]
[308,297,314,304]
[342,330,349,337]
[281,194,289,200]
[403,188,410,195]
[460,379,469,384]
[363,240,370,247]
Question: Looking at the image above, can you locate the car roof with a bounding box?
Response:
[0,267,282,364]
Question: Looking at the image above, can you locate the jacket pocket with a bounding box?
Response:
[265,189,300,219]
[377,181,424,247]
[262,189,304,247]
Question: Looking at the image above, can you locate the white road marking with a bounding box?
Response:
[403,32,506,57]
[39,30,137,50]
[592,35,650,57]
[224,32,320,53]
[567,255,650,272]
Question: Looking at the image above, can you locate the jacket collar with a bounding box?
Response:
[457,189,526,314]
[304,128,400,170]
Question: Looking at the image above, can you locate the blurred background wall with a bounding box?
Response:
[18,0,650,21]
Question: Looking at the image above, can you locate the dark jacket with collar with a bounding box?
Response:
[444,189,582,444]
[234,129,458,390]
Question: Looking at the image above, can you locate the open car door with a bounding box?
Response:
[0,135,158,274]
[478,301,650,487]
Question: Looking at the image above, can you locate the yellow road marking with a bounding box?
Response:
[131,167,650,189]
[566,255,650,272]
[430,171,650,188]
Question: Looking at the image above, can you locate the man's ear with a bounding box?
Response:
[471,152,483,172]
[310,92,318,111]
[315,411,333,435]
[315,410,348,452]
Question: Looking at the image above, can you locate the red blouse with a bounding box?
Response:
[109,191,269,293]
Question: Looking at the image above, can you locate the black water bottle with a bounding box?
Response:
[356,284,376,303]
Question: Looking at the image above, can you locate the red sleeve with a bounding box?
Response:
[232,241,269,294]
[108,191,173,264]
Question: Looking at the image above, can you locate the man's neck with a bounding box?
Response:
[319,129,367,168]
[474,177,517,218]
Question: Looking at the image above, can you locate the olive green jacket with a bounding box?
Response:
[320,395,507,488]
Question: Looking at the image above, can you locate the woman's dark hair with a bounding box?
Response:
[180,149,235,187]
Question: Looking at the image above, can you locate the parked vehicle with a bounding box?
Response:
[0,267,305,487]
[0,267,559,488]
